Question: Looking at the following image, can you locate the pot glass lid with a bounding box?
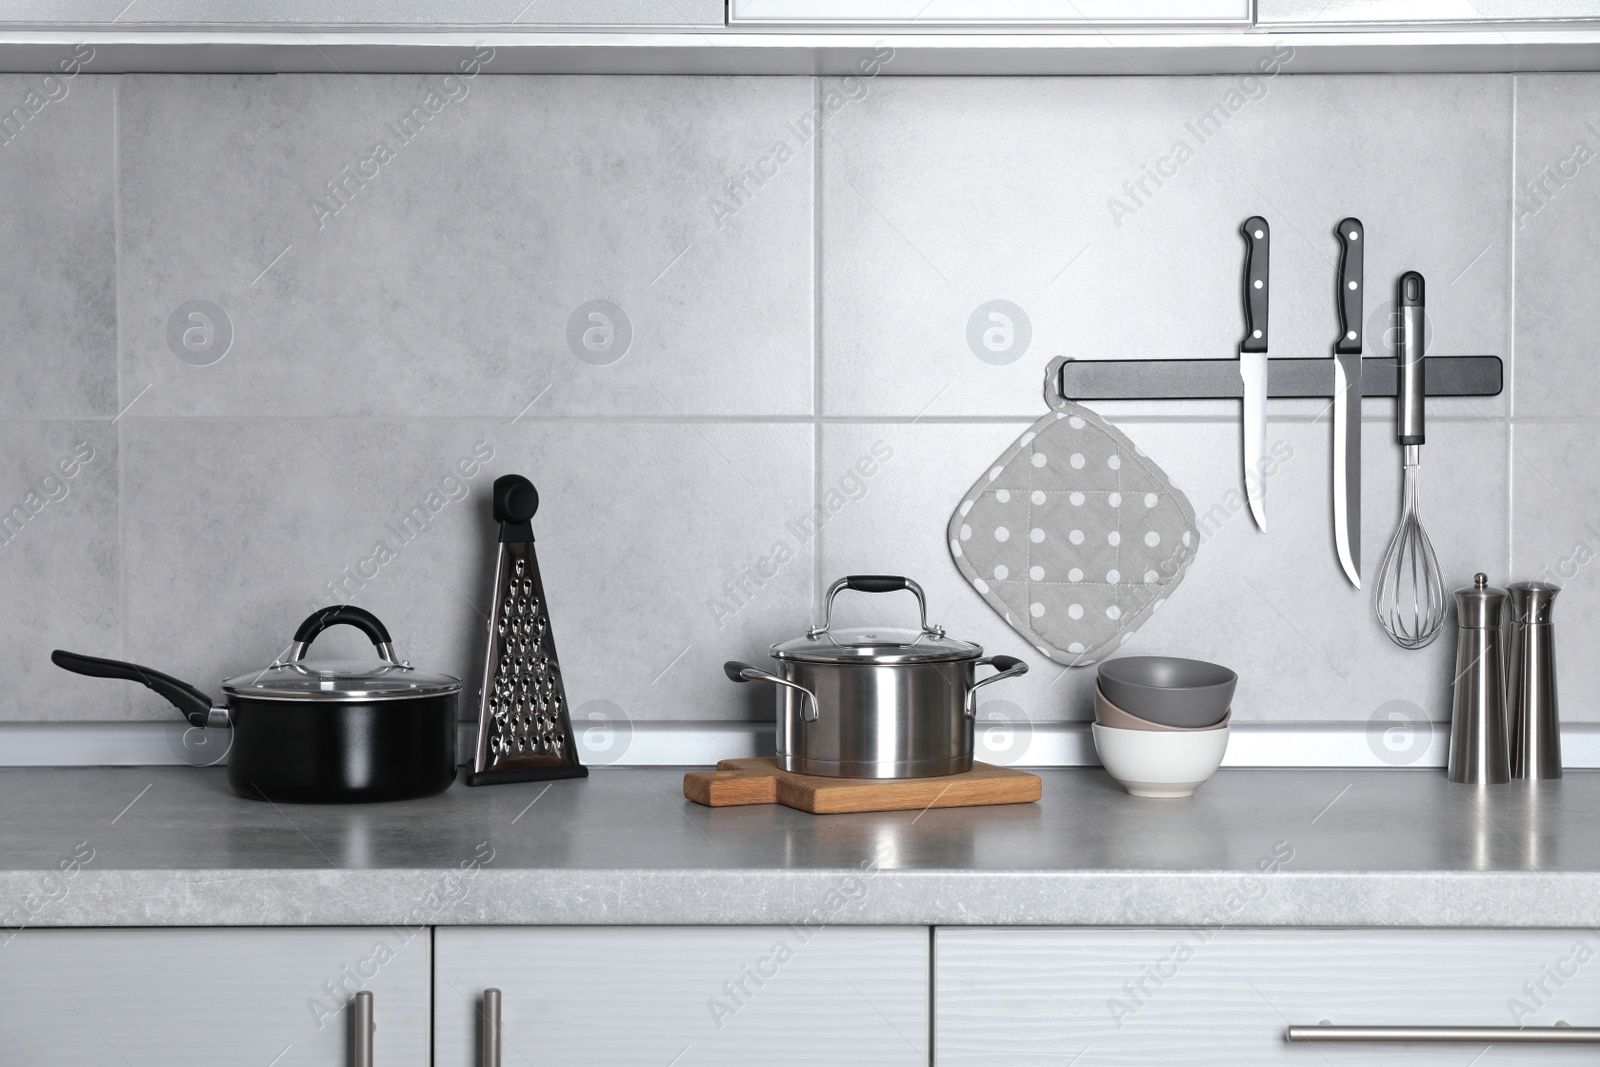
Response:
[223,658,461,701]
[772,626,982,665]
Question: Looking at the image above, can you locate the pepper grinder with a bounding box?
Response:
[1448,573,1509,784]
[1507,581,1562,780]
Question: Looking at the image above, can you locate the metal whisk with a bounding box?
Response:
[1376,271,1447,649]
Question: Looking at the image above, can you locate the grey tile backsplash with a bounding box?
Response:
[0,71,1588,727]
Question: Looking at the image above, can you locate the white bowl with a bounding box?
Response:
[1091,722,1230,799]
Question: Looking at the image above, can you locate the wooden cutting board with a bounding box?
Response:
[682,757,1041,815]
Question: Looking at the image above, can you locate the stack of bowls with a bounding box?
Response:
[1091,657,1236,798]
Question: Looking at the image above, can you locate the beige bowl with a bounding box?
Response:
[1095,681,1230,733]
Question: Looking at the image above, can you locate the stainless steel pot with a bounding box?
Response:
[725,575,1027,778]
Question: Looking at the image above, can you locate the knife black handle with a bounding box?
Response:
[1336,217,1364,355]
[1241,216,1269,354]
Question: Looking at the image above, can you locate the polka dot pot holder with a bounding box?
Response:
[947,357,1199,667]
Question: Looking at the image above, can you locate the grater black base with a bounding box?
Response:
[466,764,588,787]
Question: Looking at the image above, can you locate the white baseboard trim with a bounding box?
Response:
[3,719,1599,769]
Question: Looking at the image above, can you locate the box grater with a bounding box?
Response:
[466,474,588,786]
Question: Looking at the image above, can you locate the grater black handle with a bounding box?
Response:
[493,474,539,543]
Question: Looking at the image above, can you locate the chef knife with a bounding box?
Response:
[1333,217,1364,588]
[1240,216,1270,532]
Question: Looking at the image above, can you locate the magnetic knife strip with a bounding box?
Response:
[1058,354,1502,401]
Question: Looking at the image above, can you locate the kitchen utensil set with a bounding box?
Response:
[1053,217,1503,648]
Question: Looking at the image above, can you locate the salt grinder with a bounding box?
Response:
[1448,573,1509,785]
[1507,581,1562,780]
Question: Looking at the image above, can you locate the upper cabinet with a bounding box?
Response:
[728,0,1250,26]
[1259,0,1600,26]
[4,0,1600,74]
[0,0,726,28]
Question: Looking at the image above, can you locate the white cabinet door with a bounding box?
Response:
[0,927,431,1067]
[1257,0,1600,24]
[937,927,1600,1066]
[435,926,928,1066]
[0,1,726,27]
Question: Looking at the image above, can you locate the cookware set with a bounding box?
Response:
[51,472,591,804]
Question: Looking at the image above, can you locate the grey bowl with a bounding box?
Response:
[1096,656,1236,728]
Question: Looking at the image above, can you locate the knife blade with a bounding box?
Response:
[1240,216,1270,532]
[1333,217,1364,588]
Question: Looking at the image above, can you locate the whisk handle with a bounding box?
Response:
[1398,271,1426,445]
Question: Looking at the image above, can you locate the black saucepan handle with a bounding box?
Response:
[493,474,539,543]
[844,575,909,593]
[51,649,216,727]
[291,605,395,661]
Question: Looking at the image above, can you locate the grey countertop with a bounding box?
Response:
[1,766,1595,929]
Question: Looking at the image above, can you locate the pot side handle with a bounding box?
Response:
[50,649,227,728]
[723,660,820,722]
[966,655,1029,718]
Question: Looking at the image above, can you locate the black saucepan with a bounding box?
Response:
[53,606,459,803]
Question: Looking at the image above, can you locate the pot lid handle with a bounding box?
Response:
[808,575,945,640]
[287,605,401,666]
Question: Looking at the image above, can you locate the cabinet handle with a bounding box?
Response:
[1288,1025,1600,1044]
[480,988,501,1067]
[351,990,375,1067]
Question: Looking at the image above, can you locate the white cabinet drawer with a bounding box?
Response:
[936,928,1600,1066]
[0,927,432,1066]
[435,926,928,1066]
